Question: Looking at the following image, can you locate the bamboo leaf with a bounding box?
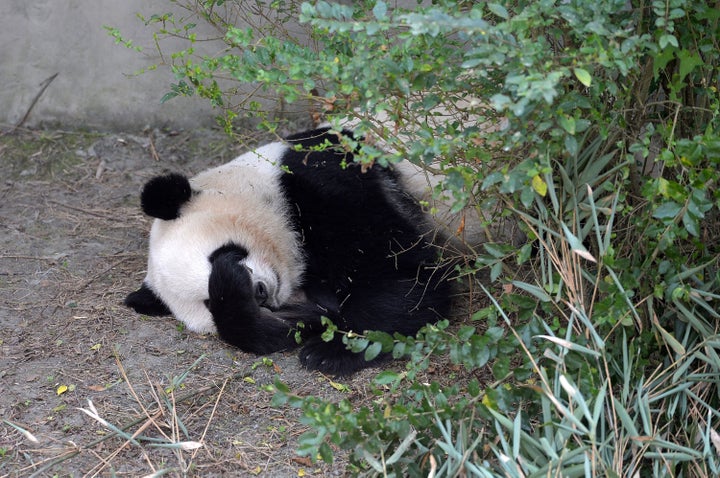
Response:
[613,401,640,439]
[385,429,417,465]
[536,335,602,357]
[652,316,686,355]
[511,280,552,302]
[561,222,596,262]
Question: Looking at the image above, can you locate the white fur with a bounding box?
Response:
[144,141,305,333]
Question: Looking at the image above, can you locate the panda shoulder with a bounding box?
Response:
[231,141,290,173]
[189,141,289,192]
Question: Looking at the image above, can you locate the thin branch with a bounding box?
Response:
[3,73,59,136]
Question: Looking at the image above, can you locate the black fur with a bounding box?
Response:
[141,173,192,220]
[208,247,301,353]
[206,128,452,375]
[124,283,172,316]
[209,243,249,264]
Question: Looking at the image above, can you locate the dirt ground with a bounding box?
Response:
[0,127,394,477]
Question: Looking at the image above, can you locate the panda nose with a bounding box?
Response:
[255,282,268,305]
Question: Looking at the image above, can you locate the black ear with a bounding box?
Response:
[125,283,172,316]
[140,173,192,220]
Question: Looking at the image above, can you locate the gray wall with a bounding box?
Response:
[1,1,425,131]
[1,0,221,131]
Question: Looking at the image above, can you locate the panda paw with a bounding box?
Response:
[299,337,386,376]
[208,251,257,319]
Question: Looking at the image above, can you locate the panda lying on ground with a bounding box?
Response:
[125,127,452,375]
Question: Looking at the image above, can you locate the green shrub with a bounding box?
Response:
[115,0,720,475]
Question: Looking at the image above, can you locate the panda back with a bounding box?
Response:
[277,128,436,283]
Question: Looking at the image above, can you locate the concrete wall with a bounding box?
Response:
[1,1,425,131]
[1,0,226,131]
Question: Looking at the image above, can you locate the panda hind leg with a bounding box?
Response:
[298,278,450,376]
[299,336,389,376]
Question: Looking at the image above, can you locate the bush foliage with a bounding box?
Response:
[119,0,720,475]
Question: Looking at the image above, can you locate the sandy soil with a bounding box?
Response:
[0,127,386,477]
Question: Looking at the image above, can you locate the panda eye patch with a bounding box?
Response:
[203,299,211,310]
[255,282,268,304]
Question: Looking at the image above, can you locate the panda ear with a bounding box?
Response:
[140,173,192,220]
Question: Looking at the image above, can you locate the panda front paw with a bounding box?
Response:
[208,250,300,354]
[208,250,258,322]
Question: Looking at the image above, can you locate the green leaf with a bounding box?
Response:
[653,318,686,355]
[272,379,290,394]
[490,261,503,282]
[492,355,510,379]
[511,281,552,302]
[682,210,699,237]
[366,330,395,351]
[467,379,481,397]
[483,242,507,258]
[561,222,596,262]
[160,91,178,104]
[457,325,476,341]
[653,201,682,219]
[520,186,535,208]
[487,3,509,19]
[347,337,369,353]
[374,370,402,386]
[320,328,335,342]
[573,67,592,86]
[564,134,578,157]
[372,0,387,20]
[659,34,679,49]
[485,326,504,341]
[613,401,640,438]
[558,115,576,135]
[318,442,334,464]
[532,174,548,196]
[365,342,383,361]
[677,49,703,82]
[535,335,602,357]
[471,306,496,322]
[490,93,512,111]
[517,243,533,264]
[461,57,484,69]
[391,341,406,358]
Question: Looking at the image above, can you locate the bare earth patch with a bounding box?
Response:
[0,127,384,477]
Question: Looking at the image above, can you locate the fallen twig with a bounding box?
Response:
[3,73,59,136]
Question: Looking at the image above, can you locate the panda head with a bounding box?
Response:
[126,168,303,334]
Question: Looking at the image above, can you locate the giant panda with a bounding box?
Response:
[125,127,452,375]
